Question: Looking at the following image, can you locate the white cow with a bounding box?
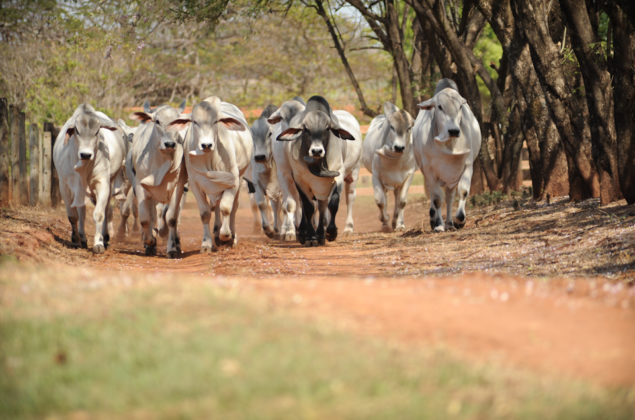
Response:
[276,95,361,246]
[268,98,306,241]
[115,119,139,237]
[53,104,125,253]
[413,79,482,231]
[168,96,253,253]
[129,102,187,257]
[362,102,415,232]
[250,104,281,238]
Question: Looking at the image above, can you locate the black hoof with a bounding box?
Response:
[145,244,157,256]
[80,240,88,249]
[167,250,180,259]
[326,226,337,242]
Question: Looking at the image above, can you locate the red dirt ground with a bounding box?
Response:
[1,180,634,387]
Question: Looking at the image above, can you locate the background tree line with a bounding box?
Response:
[1,0,633,204]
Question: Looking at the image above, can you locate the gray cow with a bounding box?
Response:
[413,79,482,231]
[250,104,281,238]
[128,101,187,257]
[276,95,361,246]
[53,104,125,253]
[362,102,415,232]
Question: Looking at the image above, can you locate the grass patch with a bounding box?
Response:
[1,265,633,419]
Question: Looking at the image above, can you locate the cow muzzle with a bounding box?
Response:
[310,147,325,158]
[79,152,93,161]
[163,141,176,149]
[393,145,405,153]
[200,142,214,152]
[254,154,266,163]
[448,128,461,138]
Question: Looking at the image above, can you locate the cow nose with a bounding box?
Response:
[164,141,176,149]
[310,148,323,157]
[393,145,405,153]
[79,152,92,160]
[254,154,266,162]
[201,143,213,150]
[448,128,460,137]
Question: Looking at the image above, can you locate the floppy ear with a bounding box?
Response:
[267,115,282,125]
[417,98,435,110]
[130,112,153,123]
[277,127,303,141]
[330,128,355,141]
[216,117,245,131]
[64,127,75,145]
[167,118,192,132]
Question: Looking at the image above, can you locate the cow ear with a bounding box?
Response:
[216,117,245,131]
[167,118,191,132]
[383,101,397,117]
[130,112,153,123]
[331,128,355,141]
[267,115,282,125]
[277,127,302,141]
[417,99,435,110]
[64,127,75,145]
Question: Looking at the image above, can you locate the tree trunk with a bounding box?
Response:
[605,3,635,203]
[511,0,599,201]
[560,0,621,204]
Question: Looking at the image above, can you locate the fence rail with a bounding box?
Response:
[0,98,59,207]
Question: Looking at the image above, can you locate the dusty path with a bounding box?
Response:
[1,181,634,387]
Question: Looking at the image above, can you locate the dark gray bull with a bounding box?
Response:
[276,95,360,246]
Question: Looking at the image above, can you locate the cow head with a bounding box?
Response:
[276,96,354,167]
[251,104,278,164]
[65,104,117,161]
[382,102,414,154]
[167,97,246,155]
[131,101,186,152]
[418,88,467,144]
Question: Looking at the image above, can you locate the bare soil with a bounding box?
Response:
[1,181,634,387]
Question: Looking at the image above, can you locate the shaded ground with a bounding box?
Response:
[1,181,634,387]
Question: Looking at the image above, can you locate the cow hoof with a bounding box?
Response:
[394,224,406,232]
[264,228,275,239]
[381,225,392,233]
[283,231,296,242]
[201,245,212,254]
[304,238,319,247]
[326,226,337,242]
[80,239,88,249]
[167,249,180,259]
[93,243,105,254]
[145,244,157,256]
[433,225,445,233]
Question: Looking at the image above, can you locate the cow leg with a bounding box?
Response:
[137,188,157,256]
[189,182,214,253]
[228,188,240,246]
[342,168,358,235]
[316,199,330,245]
[393,170,414,232]
[92,180,110,254]
[156,203,169,239]
[66,203,81,247]
[271,197,281,239]
[444,187,456,231]
[325,182,341,242]
[255,182,275,238]
[245,180,261,234]
[217,189,236,245]
[165,177,185,259]
[116,188,131,239]
[77,205,88,248]
[373,175,391,232]
[296,184,317,246]
[454,165,473,229]
[103,198,114,248]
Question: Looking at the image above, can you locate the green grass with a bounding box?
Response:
[0,265,633,419]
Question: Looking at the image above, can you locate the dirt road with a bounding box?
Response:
[1,182,634,387]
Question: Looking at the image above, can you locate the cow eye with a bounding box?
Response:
[438,105,443,111]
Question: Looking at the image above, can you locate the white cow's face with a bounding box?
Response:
[67,107,117,161]
[383,102,413,154]
[418,88,467,144]
[153,107,183,152]
[252,125,273,163]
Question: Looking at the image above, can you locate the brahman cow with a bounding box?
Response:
[250,104,281,238]
[276,95,361,246]
[168,96,253,253]
[53,104,125,253]
[268,98,306,241]
[128,101,187,257]
[413,79,481,231]
[362,102,415,232]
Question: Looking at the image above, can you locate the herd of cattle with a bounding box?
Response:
[52,79,481,257]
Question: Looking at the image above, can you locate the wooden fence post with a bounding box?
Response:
[40,130,52,207]
[29,123,40,206]
[43,122,60,206]
[17,110,28,205]
[9,105,20,204]
[0,98,9,205]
